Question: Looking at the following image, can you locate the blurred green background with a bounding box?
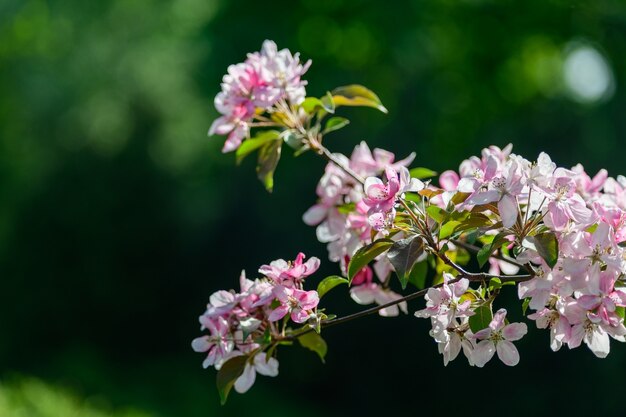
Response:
[1,0,626,415]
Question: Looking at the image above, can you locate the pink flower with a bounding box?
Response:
[363,167,423,230]
[350,283,408,317]
[472,309,527,367]
[463,157,524,228]
[414,273,473,331]
[259,252,320,287]
[233,352,279,394]
[540,175,594,231]
[268,286,319,323]
[528,307,570,351]
[191,316,234,369]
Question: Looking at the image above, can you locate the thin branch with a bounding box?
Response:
[450,239,526,269]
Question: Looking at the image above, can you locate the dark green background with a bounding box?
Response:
[1,0,625,415]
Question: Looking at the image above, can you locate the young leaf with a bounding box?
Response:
[529,232,559,268]
[298,332,328,363]
[477,232,511,267]
[317,275,349,298]
[323,116,350,134]
[331,84,388,113]
[235,130,280,165]
[256,140,282,192]
[426,205,447,223]
[387,236,425,289]
[521,298,531,315]
[489,277,502,291]
[439,220,462,239]
[321,91,335,114]
[282,130,305,151]
[409,167,438,179]
[469,303,493,333]
[301,97,324,114]
[348,239,394,283]
[408,260,428,289]
[216,355,248,405]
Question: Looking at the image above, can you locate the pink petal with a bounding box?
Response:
[496,341,520,366]
[502,323,528,341]
[268,305,289,322]
[498,194,518,228]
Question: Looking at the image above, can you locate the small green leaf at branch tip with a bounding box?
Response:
[321,91,335,114]
[409,167,438,179]
[216,355,249,405]
[348,239,394,283]
[331,84,388,113]
[469,304,493,333]
[317,275,349,298]
[522,298,531,316]
[387,236,425,289]
[298,331,328,363]
[323,116,350,134]
[301,97,324,114]
[256,140,282,192]
[235,130,280,165]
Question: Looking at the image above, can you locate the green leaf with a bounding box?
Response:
[235,130,280,165]
[408,260,428,289]
[323,116,350,134]
[426,205,447,223]
[348,239,394,283]
[439,220,461,239]
[455,213,492,232]
[387,236,425,289]
[216,355,248,405]
[321,91,335,114]
[301,97,324,114]
[525,232,559,268]
[489,277,502,291]
[337,202,356,214]
[522,298,531,315]
[450,192,471,205]
[256,140,282,192]
[298,331,327,363]
[331,84,388,113]
[469,303,493,333]
[282,130,305,151]
[616,306,625,319]
[317,275,349,298]
[409,167,438,179]
[477,232,511,267]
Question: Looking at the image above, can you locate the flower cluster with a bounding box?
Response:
[192,253,320,394]
[303,142,417,316]
[209,40,311,152]
[424,145,626,360]
[202,41,626,404]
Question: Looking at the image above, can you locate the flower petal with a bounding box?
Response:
[496,341,520,366]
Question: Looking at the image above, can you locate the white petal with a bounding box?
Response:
[585,327,610,358]
[234,363,256,393]
[254,353,279,377]
[472,340,496,367]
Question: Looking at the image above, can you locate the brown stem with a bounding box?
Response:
[450,239,526,269]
